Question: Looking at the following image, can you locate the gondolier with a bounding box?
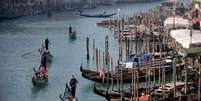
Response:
[69,75,78,98]
[45,37,50,50]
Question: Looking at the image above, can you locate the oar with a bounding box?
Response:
[38,48,41,55]
[59,94,64,101]
[60,83,69,101]
[33,68,36,73]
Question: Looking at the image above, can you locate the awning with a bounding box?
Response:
[170,29,201,49]
[164,16,189,30]
[191,18,201,24]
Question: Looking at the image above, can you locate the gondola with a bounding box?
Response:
[80,12,116,18]
[32,68,48,87]
[93,85,121,101]
[80,53,175,83]
[93,84,153,101]
[80,58,173,83]
[60,83,73,101]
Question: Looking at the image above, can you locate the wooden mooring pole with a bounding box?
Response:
[96,48,99,72]
[173,58,176,97]
[111,57,114,91]
[86,37,90,61]
[184,58,188,94]
[93,39,95,61]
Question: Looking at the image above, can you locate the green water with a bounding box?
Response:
[0,2,162,101]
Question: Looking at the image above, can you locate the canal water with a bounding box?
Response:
[0,2,162,101]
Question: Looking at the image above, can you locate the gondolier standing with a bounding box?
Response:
[45,37,50,50]
[69,75,78,99]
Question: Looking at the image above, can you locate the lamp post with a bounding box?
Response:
[189,16,192,46]
[118,8,120,21]
[117,8,121,42]
[173,0,176,29]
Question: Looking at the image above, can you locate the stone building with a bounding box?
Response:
[0,0,159,19]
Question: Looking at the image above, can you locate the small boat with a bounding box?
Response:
[81,65,135,83]
[81,53,173,83]
[154,82,193,96]
[60,83,73,101]
[93,85,121,100]
[80,59,173,83]
[42,50,53,63]
[93,84,155,101]
[80,12,116,18]
[153,82,196,101]
[68,26,77,40]
[32,68,48,87]
[94,82,196,101]
[69,30,76,40]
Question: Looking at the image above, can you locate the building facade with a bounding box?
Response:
[0,0,159,19]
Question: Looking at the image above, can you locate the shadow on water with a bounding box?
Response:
[81,82,94,93]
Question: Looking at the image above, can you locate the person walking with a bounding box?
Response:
[69,75,78,98]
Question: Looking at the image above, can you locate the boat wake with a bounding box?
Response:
[21,49,41,61]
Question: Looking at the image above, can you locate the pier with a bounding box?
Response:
[84,0,201,101]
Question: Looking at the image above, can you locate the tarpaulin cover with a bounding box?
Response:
[164,16,189,29]
[126,53,152,62]
[170,29,201,48]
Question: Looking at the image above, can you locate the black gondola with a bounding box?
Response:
[80,12,116,18]
[60,83,73,101]
[93,84,152,101]
[80,58,173,83]
[32,68,48,87]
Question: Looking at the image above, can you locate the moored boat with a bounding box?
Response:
[93,84,156,101]
[42,50,53,63]
[80,57,173,83]
[80,12,116,18]
[60,83,74,101]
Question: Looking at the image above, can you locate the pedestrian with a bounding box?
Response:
[69,75,78,98]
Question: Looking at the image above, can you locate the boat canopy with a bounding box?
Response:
[191,17,201,25]
[164,16,189,30]
[170,29,201,49]
[126,53,152,62]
